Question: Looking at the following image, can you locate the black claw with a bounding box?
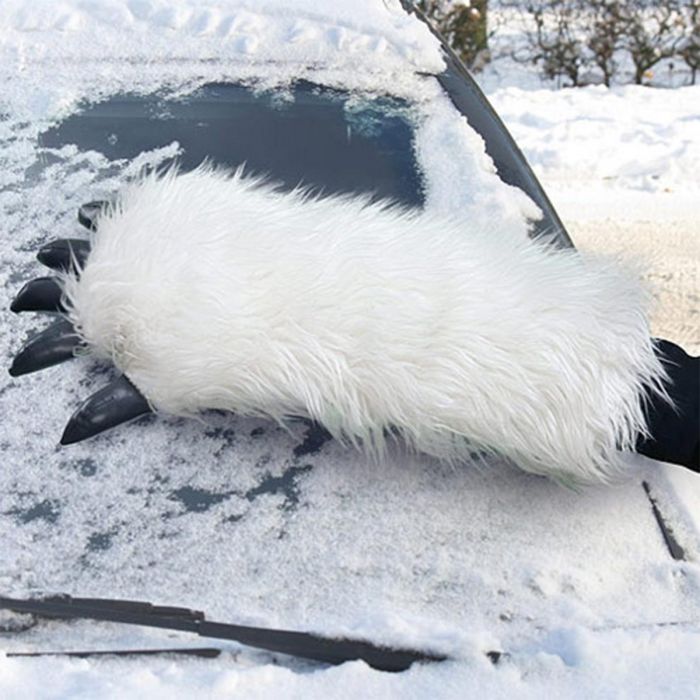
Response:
[10,277,65,313]
[78,200,109,231]
[37,239,90,273]
[61,375,152,445]
[9,319,84,377]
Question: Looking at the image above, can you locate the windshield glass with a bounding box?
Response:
[6,77,688,677]
[39,82,423,207]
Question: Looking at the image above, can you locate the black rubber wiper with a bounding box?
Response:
[7,647,223,660]
[0,594,446,672]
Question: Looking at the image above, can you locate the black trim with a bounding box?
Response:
[401,1,573,247]
[642,481,686,561]
[7,647,222,659]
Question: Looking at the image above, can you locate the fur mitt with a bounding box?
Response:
[63,167,665,485]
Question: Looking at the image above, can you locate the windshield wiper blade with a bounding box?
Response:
[0,594,446,672]
[7,647,222,659]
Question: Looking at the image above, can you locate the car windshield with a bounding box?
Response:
[39,81,424,207]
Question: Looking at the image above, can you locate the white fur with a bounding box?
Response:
[63,167,665,485]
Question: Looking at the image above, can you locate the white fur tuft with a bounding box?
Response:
[63,166,666,485]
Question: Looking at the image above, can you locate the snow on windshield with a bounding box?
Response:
[1,2,699,699]
[0,0,444,74]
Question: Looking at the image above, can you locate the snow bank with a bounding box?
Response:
[485,84,700,222]
[570,219,700,354]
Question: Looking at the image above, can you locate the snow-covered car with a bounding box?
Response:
[1,1,698,697]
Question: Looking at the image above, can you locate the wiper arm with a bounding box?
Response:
[0,594,446,672]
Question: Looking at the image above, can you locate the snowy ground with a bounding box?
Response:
[570,220,699,355]
[0,2,699,698]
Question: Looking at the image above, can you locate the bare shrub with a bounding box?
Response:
[621,1,688,84]
[498,0,696,86]
[678,0,699,83]
[587,1,627,86]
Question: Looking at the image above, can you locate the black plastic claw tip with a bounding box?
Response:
[10,277,65,313]
[37,239,90,273]
[9,319,84,377]
[78,200,109,231]
[61,375,152,446]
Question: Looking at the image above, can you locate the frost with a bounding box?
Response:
[0,1,699,698]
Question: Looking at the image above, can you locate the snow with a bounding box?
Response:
[485,84,700,223]
[2,620,700,698]
[569,219,699,354]
[0,1,699,698]
[2,625,700,699]
[0,0,443,71]
[0,0,443,106]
